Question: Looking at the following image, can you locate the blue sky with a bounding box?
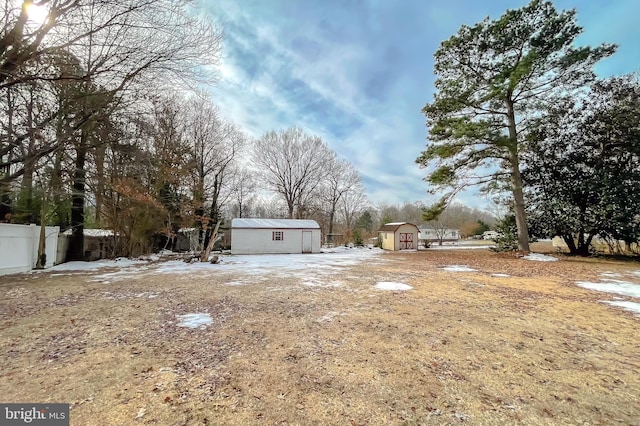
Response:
[199,0,639,210]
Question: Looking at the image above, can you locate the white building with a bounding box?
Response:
[231,218,321,255]
[482,231,501,240]
[418,228,460,243]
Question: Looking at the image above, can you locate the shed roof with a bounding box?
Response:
[232,218,320,229]
[378,222,419,232]
[419,227,460,233]
[62,228,114,237]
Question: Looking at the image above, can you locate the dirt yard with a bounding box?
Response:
[1,247,639,425]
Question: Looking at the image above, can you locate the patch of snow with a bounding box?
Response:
[441,265,477,272]
[603,301,640,315]
[577,276,640,316]
[176,313,213,329]
[601,272,623,278]
[154,248,384,278]
[576,280,640,298]
[491,273,510,277]
[302,278,342,288]
[92,269,142,283]
[62,228,114,237]
[375,282,413,291]
[49,258,147,271]
[47,247,385,290]
[317,311,343,323]
[523,253,558,262]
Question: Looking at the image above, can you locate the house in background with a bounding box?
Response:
[378,222,420,251]
[419,227,461,245]
[231,218,321,254]
[59,228,115,261]
[482,230,501,240]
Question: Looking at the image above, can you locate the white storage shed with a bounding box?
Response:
[231,218,321,255]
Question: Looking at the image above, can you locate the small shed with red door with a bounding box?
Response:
[378,222,420,251]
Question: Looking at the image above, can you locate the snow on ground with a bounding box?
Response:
[176,313,213,328]
[601,272,624,278]
[441,265,477,272]
[301,277,343,288]
[491,273,511,277]
[225,280,249,286]
[155,247,384,277]
[316,311,344,323]
[375,282,413,291]
[46,247,386,288]
[523,253,558,262]
[577,271,640,316]
[603,301,640,315]
[48,258,148,271]
[576,279,640,298]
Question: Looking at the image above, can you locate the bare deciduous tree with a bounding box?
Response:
[183,95,247,249]
[252,126,331,219]
[339,184,367,233]
[228,166,256,219]
[320,153,361,236]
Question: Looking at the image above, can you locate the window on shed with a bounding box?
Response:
[272,231,284,241]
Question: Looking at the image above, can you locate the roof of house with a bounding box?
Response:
[62,228,114,237]
[231,218,320,229]
[378,222,419,232]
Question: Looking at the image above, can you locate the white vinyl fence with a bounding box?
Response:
[0,223,60,276]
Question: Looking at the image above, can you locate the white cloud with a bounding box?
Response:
[201,0,640,211]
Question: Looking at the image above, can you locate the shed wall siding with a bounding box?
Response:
[379,225,419,251]
[231,228,321,254]
[380,231,394,251]
[394,224,418,250]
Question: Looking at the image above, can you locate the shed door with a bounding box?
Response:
[302,231,312,253]
[399,233,413,250]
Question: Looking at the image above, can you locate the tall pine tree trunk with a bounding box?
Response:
[1,89,14,221]
[94,143,106,226]
[67,131,87,261]
[18,87,36,223]
[50,145,66,228]
[506,98,530,252]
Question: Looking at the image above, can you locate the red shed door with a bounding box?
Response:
[399,233,413,250]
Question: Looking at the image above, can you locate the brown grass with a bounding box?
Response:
[1,247,639,425]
